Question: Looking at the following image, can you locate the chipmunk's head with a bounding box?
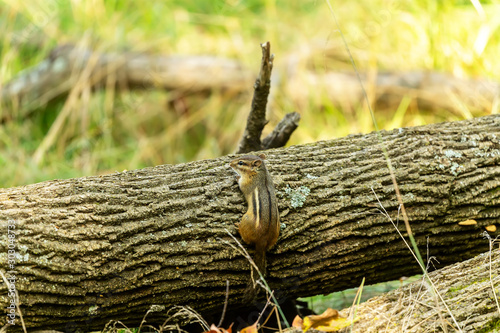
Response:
[229,154,266,186]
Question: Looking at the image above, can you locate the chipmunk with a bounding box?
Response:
[230,154,280,295]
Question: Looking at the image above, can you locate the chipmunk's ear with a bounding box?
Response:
[258,153,266,160]
[252,159,263,168]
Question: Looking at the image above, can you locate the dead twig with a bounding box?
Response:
[262,111,300,149]
[237,41,274,153]
[237,41,300,153]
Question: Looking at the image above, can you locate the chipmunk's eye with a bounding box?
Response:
[238,161,244,166]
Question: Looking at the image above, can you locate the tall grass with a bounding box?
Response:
[0,0,498,187]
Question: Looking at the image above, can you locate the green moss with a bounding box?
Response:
[447,286,463,294]
[488,187,500,194]
[476,318,500,333]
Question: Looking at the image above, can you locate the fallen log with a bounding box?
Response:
[337,248,500,332]
[0,115,499,330]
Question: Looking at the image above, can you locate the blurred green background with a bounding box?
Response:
[0,0,498,188]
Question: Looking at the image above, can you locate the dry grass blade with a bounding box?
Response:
[162,306,210,332]
[33,39,100,165]
[101,320,131,333]
[371,188,462,332]
[217,280,230,327]
[348,277,364,332]
[484,232,500,316]
[137,304,167,333]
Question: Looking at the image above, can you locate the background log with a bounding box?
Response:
[1,45,499,117]
[0,44,253,115]
[0,115,499,330]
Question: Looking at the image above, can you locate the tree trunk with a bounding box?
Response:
[0,115,499,331]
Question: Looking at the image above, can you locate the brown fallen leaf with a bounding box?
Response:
[292,315,303,329]
[303,308,337,331]
[239,322,258,333]
[202,323,233,333]
[302,308,352,332]
[202,324,220,333]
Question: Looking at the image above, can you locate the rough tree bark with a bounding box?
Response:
[0,115,499,331]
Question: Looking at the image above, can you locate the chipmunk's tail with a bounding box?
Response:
[254,245,267,277]
[242,246,267,303]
